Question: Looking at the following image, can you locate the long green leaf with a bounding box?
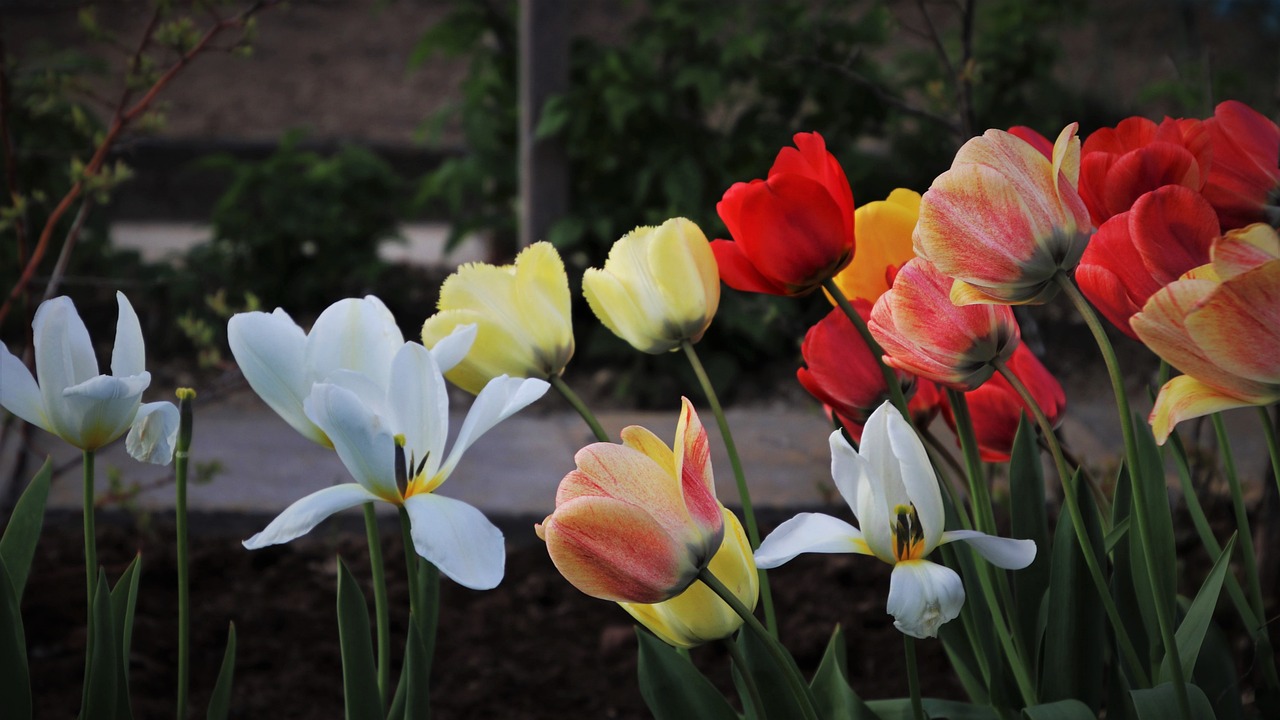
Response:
[109,555,142,720]
[1008,414,1050,673]
[865,697,999,719]
[0,559,32,720]
[82,569,117,720]
[735,618,819,717]
[1158,535,1236,684]
[0,459,52,601]
[336,558,384,720]
[1134,417,1178,628]
[1111,462,1153,680]
[1192,613,1243,720]
[403,616,430,720]
[635,629,738,720]
[207,623,237,720]
[1021,699,1096,719]
[1130,682,1216,720]
[808,625,876,720]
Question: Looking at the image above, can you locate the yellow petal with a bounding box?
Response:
[1149,375,1273,444]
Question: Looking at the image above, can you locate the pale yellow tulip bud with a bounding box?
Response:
[583,217,720,354]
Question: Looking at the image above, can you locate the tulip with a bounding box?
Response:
[1007,126,1054,159]
[619,507,757,648]
[421,242,575,395]
[868,258,1021,390]
[1202,100,1280,230]
[940,344,1066,462]
[1,292,176,462]
[798,306,940,442]
[827,188,920,311]
[755,403,1036,638]
[1078,115,1210,226]
[914,124,1092,305]
[537,398,724,603]
[711,132,855,296]
[583,217,720,353]
[243,340,549,590]
[1132,223,1280,443]
[1076,185,1219,339]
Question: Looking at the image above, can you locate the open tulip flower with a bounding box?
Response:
[941,344,1066,462]
[243,340,549,590]
[869,258,1021,390]
[421,242,575,395]
[1078,115,1210,227]
[537,398,724,603]
[1132,223,1280,443]
[619,507,757,648]
[756,403,1035,639]
[1076,185,1218,339]
[914,124,1092,305]
[827,188,921,311]
[583,217,720,353]
[1,292,177,462]
[711,132,856,296]
[1202,100,1280,230]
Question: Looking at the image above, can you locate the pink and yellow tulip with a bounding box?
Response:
[914,124,1092,305]
[1132,223,1280,443]
[537,398,724,603]
[868,258,1021,391]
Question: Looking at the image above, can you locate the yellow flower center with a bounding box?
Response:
[892,503,927,562]
[393,435,437,501]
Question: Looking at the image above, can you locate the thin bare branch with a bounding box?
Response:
[42,196,94,301]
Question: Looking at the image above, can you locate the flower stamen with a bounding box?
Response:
[893,503,926,561]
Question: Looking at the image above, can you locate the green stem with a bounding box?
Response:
[699,569,818,720]
[822,278,909,416]
[399,507,422,619]
[904,635,926,720]
[1212,414,1267,624]
[550,374,609,442]
[681,340,777,637]
[1056,272,1188,714]
[920,427,975,531]
[1261,406,1280,507]
[81,449,96,713]
[175,390,195,720]
[993,357,1150,688]
[945,390,997,535]
[362,503,390,703]
[724,638,767,719]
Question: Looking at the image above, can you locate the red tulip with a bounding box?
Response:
[1202,100,1280,230]
[1078,116,1210,226]
[1076,185,1219,339]
[941,344,1065,462]
[1008,126,1054,159]
[712,132,856,296]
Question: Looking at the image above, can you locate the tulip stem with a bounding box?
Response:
[699,569,818,720]
[362,503,391,703]
[1055,271,1188,714]
[175,390,195,720]
[399,507,422,618]
[904,635,926,720]
[723,638,766,718]
[81,448,97,713]
[1261,406,1280,507]
[1213,413,1270,629]
[550,374,609,442]
[822,279,909,417]
[993,357,1150,688]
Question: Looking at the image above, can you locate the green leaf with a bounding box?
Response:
[808,625,876,720]
[1158,535,1236,685]
[336,558,384,720]
[1191,612,1244,720]
[1134,416,1178,624]
[403,616,431,720]
[1103,517,1131,554]
[109,555,142,720]
[735,620,818,718]
[1040,470,1104,709]
[207,623,237,720]
[1110,461,1153,680]
[865,697,1000,719]
[0,459,52,601]
[82,569,118,720]
[1130,682,1217,720]
[1008,414,1049,674]
[0,560,32,720]
[1021,699,1096,719]
[635,629,737,720]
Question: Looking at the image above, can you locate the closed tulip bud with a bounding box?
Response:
[422,242,575,395]
[620,508,757,648]
[583,217,720,353]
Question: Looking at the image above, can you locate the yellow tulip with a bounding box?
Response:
[583,218,720,353]
[828,188,921,310]
[421,242,575,395]
[619,507,758,648]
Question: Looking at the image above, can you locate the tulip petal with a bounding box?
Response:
[887,559,965,638]
[242,484,379,549]
[34,297,99,437]
[428,323,478,375]
[126,401,180,465]
[1150,374,1273,444]
[61,373,150,450]
[1184,261,1280,384]
[753,512,869,569]
[560,447,690,536]
[939,529,1036,569]
[387,343,449,482]
[1213,224,1280,280]
[726,173,853,291]
[438,375,549,481]
[227,308,322,445]
[423,308,538,395]
[620,424,677,479]
[582,267,655,351]
[708,238,791,294]
[1129,186,1219,286]
[304,383,398,502]
[674,398,720,533]
[883,404,944,550]
[0,343,50,432]
[306,296,404,391]
[403,492,505,590]
[110,292,146,378]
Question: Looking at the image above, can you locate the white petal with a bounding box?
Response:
[940,530,1037,569]
[887,560,965,639]
[60,372,150,450]
[304,384,399,501]
[829,430,891,560]
[753,513,870,569]
[33,297,98,435]
[306,296,404,392]
[110,292,146,378]
[227,309,322,444]
[403,493,505,590]
[427,323,477,375]
[884,404,944,550]
[859,404,912,527]
[323,369,391,420]
[126,401,179,465]
[436,375,549,480]
[388,343,449,480]
[243,484,379,549]
[0,343,51,432]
